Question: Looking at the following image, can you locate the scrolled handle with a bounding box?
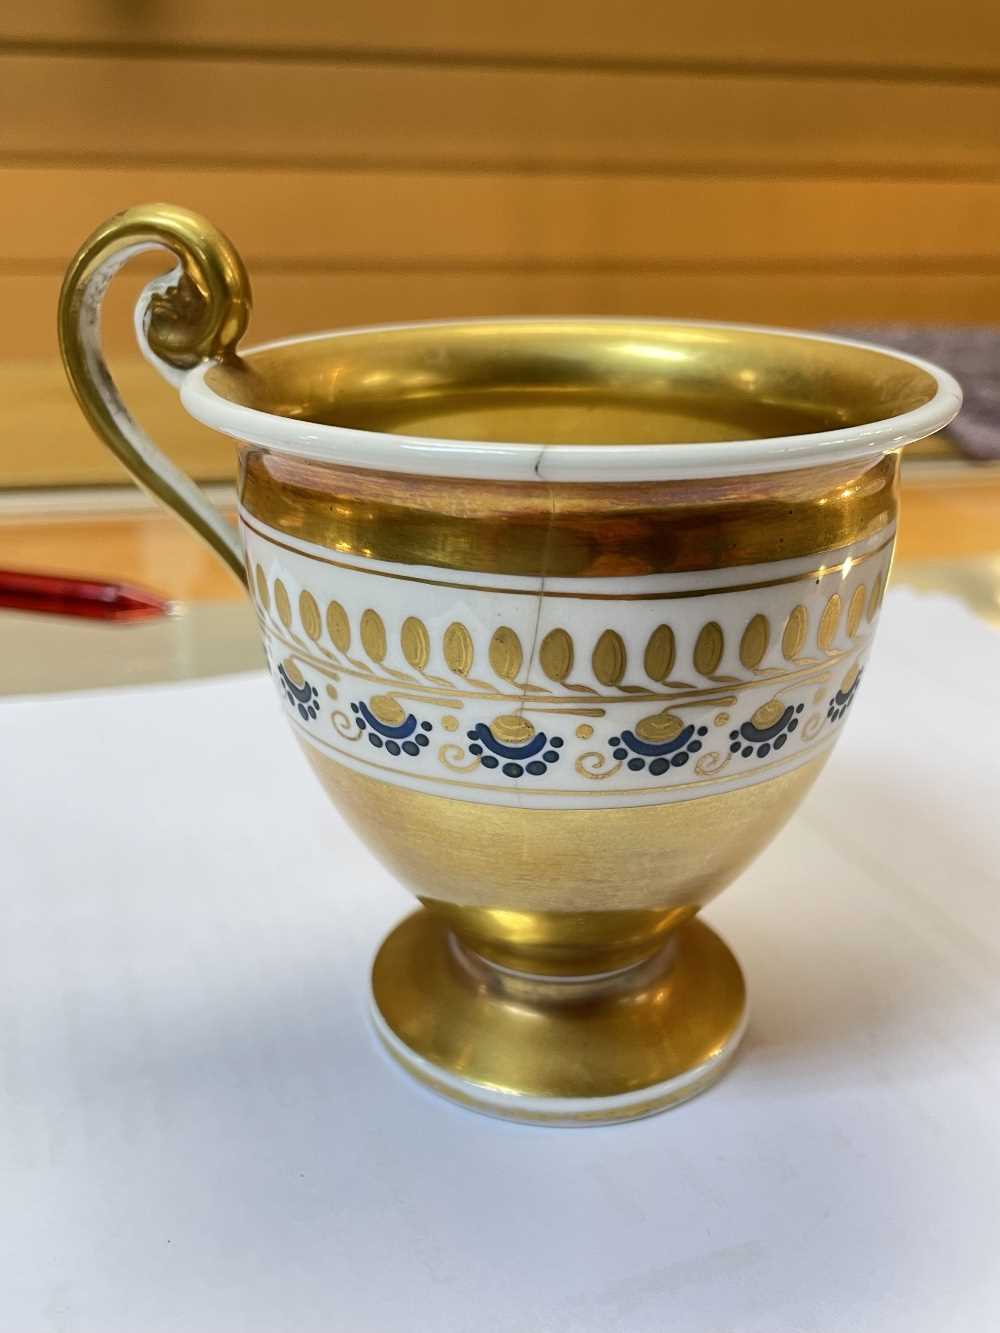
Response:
[58,203,253,584]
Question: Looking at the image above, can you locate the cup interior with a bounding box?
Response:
[205,319,940,448]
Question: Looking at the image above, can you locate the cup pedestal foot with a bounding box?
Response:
[370,910,747,1126]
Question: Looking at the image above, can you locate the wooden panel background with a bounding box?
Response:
[0,3,996,487]
[4,2,1000,72]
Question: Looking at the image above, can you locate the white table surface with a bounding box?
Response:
[2,590,998,1332]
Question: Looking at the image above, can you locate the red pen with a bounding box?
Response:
[0,568,172,623]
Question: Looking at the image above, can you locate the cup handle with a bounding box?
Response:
[58,203,253,585]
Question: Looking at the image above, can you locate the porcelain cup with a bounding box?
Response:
[59,205,961,1124]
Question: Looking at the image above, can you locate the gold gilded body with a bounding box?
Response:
[240,448,899,578]
[303,742,828,973]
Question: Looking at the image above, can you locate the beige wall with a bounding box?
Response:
[2,2,996,486]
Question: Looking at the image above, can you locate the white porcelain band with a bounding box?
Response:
[245,511,889,811]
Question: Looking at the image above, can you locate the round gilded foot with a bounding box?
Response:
[370,910,747,1126]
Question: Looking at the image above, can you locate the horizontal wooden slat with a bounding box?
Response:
[7,167,1000,269]
[3,2,1000,74]
[1,361,227,488]
[3,262,997,489]
[7,267,1000,369]
[5,52,1000,175]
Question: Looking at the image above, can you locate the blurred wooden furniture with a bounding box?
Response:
[2,2,1000,487]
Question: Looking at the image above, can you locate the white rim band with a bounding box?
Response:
[181,317,961,483]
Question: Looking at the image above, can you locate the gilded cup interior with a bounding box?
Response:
[205,319,941,448]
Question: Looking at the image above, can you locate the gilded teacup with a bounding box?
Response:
[59,206,961,1124]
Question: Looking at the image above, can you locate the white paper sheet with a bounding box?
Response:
[2,590,998,1332]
